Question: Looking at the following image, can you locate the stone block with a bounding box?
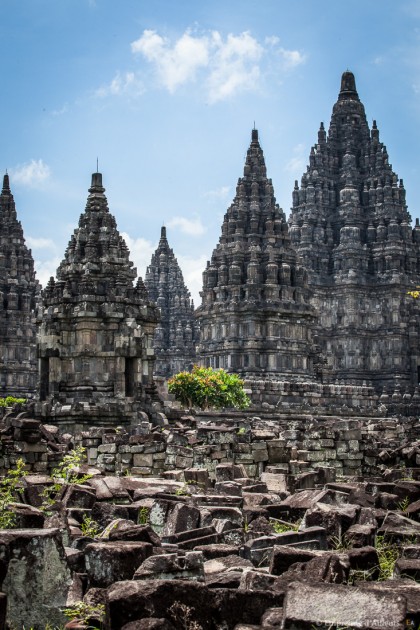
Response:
[85,541,153,586]
[133,453,153,468]
[0,528,73,629]
[282,581,406,630]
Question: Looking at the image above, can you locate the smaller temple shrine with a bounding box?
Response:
[0,173,39,398]
[36,172,160,429]
[145,226,197,377]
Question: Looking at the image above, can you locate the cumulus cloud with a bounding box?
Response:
[95,71,144,98]
[127,28,305,102]
[167,216,206,236]
[131,30,209,92]
[10,159,51,187]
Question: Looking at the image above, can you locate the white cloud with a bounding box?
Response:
[10,159,51,187]
[26,237,57,251]
[121,233,156,279]
[204,186,230,199]
[95,71,144,98]
[128,28,305,102]
[177,253,207,305]
[285,143,307,174]
[167,216,206,236]
[131,30,209,92]
[277,48,306,70]
[206,31,263,103]
[34,257,61,288]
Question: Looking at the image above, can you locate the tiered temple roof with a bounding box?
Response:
[196,129,319,382]
[37,172,159,427]
[0,174,39,397]
[145,226,197,377]
[289,71,420,391]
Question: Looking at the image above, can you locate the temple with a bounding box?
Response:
[145,226,197,377]
[0,173,39,398]
[36,172,160,429]
[195,129,319,388]
[289,71,420,392]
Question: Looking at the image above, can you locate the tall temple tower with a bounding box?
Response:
[37,172,160,428]
[196,129,318,384]
[0,174,39,398]
[145,226,197,377]
[289,71,420,391]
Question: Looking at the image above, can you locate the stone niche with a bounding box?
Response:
[36,173,160,430]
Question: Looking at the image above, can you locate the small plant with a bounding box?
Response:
[348,566,377,584]
[62,601,105,629]
[0,458,27,529]
[271,518,301,534]
[175,485,190,496]
[330,533,352,551]
[237,427,246,435]
[81,515,102,538]
[375,534,399,580]
[41,446,92,514]
[397,496,410,513]
[138,506,150,525]
[169,601,203,630]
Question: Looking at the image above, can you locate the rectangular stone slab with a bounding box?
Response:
[282,581,407,630]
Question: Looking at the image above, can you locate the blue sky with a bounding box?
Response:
[1,0,420,303]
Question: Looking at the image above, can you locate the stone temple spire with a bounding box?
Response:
[0,173,39,397]
[145,226,197,377]
[289,71,420,392]
[196,129,318,384]
[37,173,160,427]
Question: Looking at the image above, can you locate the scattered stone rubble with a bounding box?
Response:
[0,452,420,628]
[0,409,420,628]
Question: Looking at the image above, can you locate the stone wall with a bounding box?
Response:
[0,407,419,482]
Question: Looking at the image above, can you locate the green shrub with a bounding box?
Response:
[168,365,250,410]
[0,396,26,407]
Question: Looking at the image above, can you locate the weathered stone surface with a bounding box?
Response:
[0,173,39,397]
[289,71,420,394]
[0,528,72,629]
[282,581,407,629]
[85,541,153,586]
[303,501,359,538]
[269,545,319,575]
[36,172,160,427]
[161,502,201,537]
[107,579,283,629]
[145,226,197,377]
[195,128,318,394]
[134,551,204,582]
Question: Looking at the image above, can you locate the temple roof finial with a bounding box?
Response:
[2,172,10,194]
[339,71,359,101]
[251,128,259,142]
[89,171,105,194]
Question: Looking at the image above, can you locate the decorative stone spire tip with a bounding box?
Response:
[339,71,359,101]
